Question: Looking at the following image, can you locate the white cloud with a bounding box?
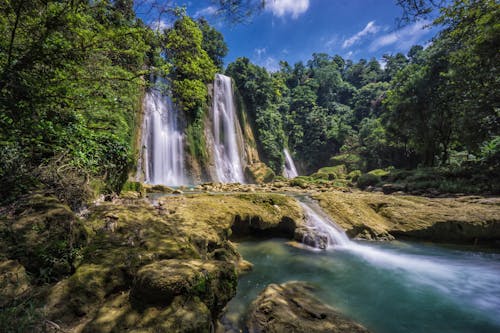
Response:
[342,21,380,49]
[255,47,267,58]
[325,34,340,50]
[262,57,279,72]
[266,0,310,19]
[194,5,217,18]
[150,19,171,32]
[369,20,431,52]
[344,51,354,59]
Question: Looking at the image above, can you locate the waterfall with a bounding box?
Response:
[211,74,246,183]
[299,198,467,282]
[138,79,186,186]
[300,200,350,247]
[283,148,299,178]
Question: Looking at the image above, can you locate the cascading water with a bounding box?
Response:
[299,198,500,324]
[283,148,299,178]
[211,74,246,183]
[138,79,186,186]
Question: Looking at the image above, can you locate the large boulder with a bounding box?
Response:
[7,194,87,281]
[246,281,371,333]
[131,259,237,314]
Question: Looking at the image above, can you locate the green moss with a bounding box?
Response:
[347,170,362,181]
[357,173,380,189]
[368,169,390,178]
[122,181,144,193]
[186,111,208,164]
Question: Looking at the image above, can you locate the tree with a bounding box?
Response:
[165,15,217,113]
[197,18,228,71]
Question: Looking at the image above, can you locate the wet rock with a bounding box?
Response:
[382,183,406,194]
[246,281,371,333]
[237,259,253,275]
[294,227,328,249]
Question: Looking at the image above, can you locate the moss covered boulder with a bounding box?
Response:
[6,194,87,281]
[246,281,371,333]
[131,259,237,313]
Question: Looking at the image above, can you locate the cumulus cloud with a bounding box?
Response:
[266,0,310,19]
[342,21,380,49]
[194,5,217,18]
[369,20,431,52]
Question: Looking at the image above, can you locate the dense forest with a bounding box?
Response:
[1,0,499,207]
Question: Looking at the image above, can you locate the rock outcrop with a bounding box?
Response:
[246,281,371,333]
[315,192,500,244]
[40,193,306,332]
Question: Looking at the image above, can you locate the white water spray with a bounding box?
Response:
[211,74,246,183]
[300,198,500,317]
[283,148,299,178]
[138,79,186,186]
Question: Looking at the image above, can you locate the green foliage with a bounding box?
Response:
[197,18,228,71]
[226,57,285,173]
[0,296,44,333]
[0,0,150,205]
[357,173,380,189]
[186,112,208,161]
[330,153,363,171]
[165,15,217,117]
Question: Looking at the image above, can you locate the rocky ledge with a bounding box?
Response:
[315,192,500,244]
[246,281,371,333]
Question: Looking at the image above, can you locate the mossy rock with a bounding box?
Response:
[315,191,500,244]
[131,259,237,314]
[367,169,390,178]
[121,181,144,194]
[313,165,348,180]
[8,194,87,281]
[245,162,275,184]
[357,173,380,189]
[347,170,362,181]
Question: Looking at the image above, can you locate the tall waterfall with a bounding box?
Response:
[283,148,299,178]
[211,74,246,183]
[138,79,186,186]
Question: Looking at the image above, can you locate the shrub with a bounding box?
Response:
[357,173,380,189]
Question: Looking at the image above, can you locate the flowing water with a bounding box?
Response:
[211,74,246,183]
[138,79,186,185]
[283,148,299,178]
[225,200,500,333]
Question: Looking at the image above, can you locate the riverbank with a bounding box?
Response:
[1,187,499,332]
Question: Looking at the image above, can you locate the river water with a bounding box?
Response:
[225,239,500,333]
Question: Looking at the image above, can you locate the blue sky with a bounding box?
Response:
[143,0,438,71]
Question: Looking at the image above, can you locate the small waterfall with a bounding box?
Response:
[138,79,186,186]
[211,74,246,183]
[283,148,299,178]
[300,200,350,247]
